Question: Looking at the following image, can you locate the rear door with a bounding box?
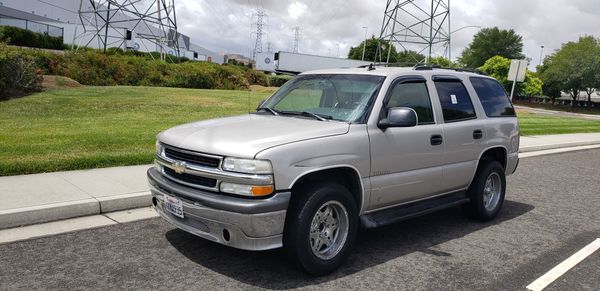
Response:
[368,76,444,209]
[432,75,485,192]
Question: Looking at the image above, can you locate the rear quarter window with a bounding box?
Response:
[470,77,516,117]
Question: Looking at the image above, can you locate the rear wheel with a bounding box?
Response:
[283,182,357,275]
[462,160,506,221]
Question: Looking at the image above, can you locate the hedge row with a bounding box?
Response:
[14,47,278,90]
[0,26,65,50]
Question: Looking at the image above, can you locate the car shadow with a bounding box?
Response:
[165,200,533,289]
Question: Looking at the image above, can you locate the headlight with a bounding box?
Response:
[222,157,272,174]
[220,182,274,197]
[156,140,164,155]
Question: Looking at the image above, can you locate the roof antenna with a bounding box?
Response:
[367,63,375,71]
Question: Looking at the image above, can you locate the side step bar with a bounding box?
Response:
[360,191,470,228]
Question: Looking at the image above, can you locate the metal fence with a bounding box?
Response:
[0,16,63,38]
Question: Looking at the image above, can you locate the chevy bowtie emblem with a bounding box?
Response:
[173,161,187,174]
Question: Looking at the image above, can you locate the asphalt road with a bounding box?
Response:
[1,150,600,290]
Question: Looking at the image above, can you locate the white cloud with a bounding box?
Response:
[174,0,599,67]
[287,1,307,20]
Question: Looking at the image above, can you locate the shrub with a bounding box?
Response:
[0,46,43,99]
[244,69,268,86]
[5,46,266,90]
[268,74,293,87]
[0,26,64,50]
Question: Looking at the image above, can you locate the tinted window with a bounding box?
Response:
[434,81,476,122]
[470,77,516,117]
[386,82,434,124]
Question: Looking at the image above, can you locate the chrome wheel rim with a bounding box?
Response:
[483,172,502,211]
[309,200,349,260]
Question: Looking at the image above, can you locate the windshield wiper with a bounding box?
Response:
[280,110,332,121]
[256,107,279,116]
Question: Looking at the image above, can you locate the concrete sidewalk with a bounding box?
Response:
[2,132,600,229]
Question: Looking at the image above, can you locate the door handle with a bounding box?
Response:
[473,129,483,140]
[430,134,443,146]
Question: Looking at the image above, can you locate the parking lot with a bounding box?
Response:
[1,149,599,290]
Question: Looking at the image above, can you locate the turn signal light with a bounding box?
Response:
[251,185,274,196]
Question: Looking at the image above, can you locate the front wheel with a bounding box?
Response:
[462,160,506,221]
[283,182,358,275]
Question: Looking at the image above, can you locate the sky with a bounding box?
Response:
[174,0,599,68]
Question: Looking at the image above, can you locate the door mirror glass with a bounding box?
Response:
[378,107,418,129]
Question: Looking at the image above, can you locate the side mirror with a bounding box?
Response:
[378,107,418,129]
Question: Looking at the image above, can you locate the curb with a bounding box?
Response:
[519,140,600,153]
[0,191,151,229]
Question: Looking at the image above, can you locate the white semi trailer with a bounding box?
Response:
[256,51,373,74]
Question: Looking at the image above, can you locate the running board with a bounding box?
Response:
[360,191,469,228]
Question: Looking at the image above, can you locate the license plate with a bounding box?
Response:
[164,194,184,219]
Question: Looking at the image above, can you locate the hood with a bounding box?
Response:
[158,114,350,158]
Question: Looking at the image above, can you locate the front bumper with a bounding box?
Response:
[147,168,290,251]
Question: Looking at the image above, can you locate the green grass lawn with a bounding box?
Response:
[2,86,600,176]
[0,86,268,176]
[517,112,600,135]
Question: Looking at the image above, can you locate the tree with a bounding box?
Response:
[458,27,524,68]
[479,55,542,99]
[428,56,456,68]
[348,36,424,64]
[539,36,600,108]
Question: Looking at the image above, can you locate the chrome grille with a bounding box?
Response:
[163,146,221,168]
[163,167,217,188]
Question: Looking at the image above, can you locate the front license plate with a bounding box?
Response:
[164,194,184,219]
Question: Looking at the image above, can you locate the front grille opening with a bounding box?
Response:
[164,147,220,168]
[163,167,217,188]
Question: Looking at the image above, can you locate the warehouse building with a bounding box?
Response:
[0,0,224,63]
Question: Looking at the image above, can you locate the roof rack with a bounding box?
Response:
[413,65,487,75]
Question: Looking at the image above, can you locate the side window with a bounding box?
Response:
[470,77,516,117]
[434,80,476,122]
[385,82,434,124]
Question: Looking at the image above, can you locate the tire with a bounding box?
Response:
[462,160,506,221]
[283,182,358,276]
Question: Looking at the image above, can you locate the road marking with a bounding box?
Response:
[520,144,600,158]
[0,207,158,245]
[526,238,600,291]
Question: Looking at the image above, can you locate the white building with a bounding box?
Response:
[0,0,224,63]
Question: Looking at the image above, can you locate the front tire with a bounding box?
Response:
[283,182,358,275]
[462,160,506,221]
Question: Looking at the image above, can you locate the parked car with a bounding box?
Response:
[148,66,519,275]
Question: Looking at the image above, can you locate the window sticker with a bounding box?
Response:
[450,94,458,104]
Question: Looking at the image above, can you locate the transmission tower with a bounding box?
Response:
[292,26,300,53]
[376,0,450,64]
[74,0,180,61]
[251,8,267,61]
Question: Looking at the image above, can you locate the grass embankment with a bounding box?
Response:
[0,86,268,176]
[2,86,600,176]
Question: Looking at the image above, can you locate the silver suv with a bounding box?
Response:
[148,66,519,275]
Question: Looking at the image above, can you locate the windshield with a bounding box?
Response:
[261,74,385,122]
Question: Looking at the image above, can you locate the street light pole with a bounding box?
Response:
[539,45,545,67]
[361,26,368,61]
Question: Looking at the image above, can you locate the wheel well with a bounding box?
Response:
[291,167,363,211]
[480,147,507,170]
